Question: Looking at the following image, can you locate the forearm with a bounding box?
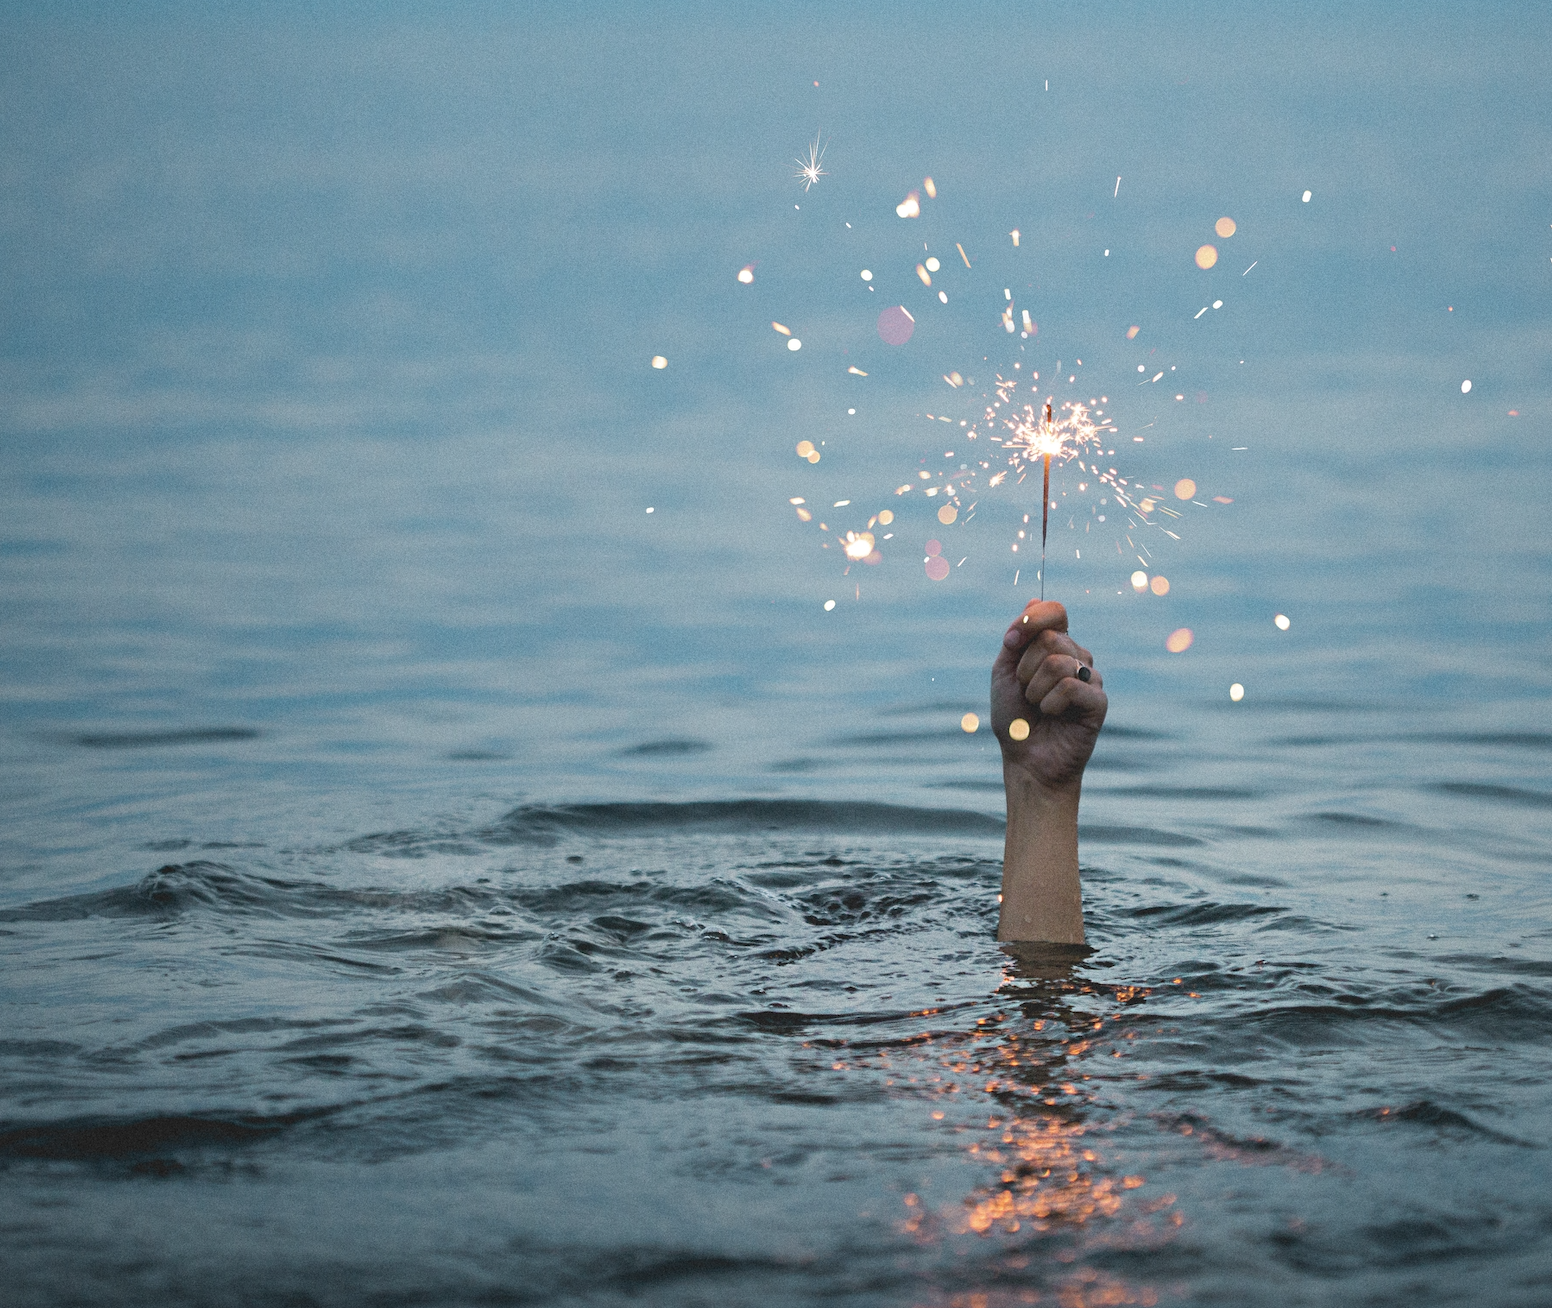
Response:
[997,767,1084,944]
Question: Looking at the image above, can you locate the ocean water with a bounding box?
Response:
[3,6,1551,1306]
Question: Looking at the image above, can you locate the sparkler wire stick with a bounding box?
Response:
[1040,402,1052,600]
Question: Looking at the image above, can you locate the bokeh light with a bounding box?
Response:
[1461,379,1472,393]
[823,600,835,611]
[1195,244,1218,269]
[807,450,821,463]
[737,265,755,284]
[937,505,957,525]
[877,305,915,345]
[1126,325,1140,339]
[1008,718,1030,741]
[860,269,872,281]
[1215,216,1237,238]
[1150,575,1170,596]
[896,191,921,218]
[1230,683,1245,701]
[788,338,802,351]
[1274,613,1291,630]
[925,556,950,581]
[925,256,940,272]
[650,356,667,369]
[795,440,814,458]
[1174,478,1196,499]
[924,539,942,557]
[877,509,894,525]
[1131,570,1148,592]
[961,712,979,733]
[1165,628,1194,653]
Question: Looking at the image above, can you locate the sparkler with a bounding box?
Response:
[765,173,1236,600]
[1041,402,1052,598]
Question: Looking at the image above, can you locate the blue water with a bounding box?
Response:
[3,6,1551,1305]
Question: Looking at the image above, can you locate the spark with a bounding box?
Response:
[794,134,828,191]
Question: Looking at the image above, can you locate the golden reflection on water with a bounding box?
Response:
[890,947,1180,1307]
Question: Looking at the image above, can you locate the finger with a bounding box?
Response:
[994,602,1068,692]
[1000,600,1069,653]
[1024,653,1105,707]
[1036,677,1109,722]
[1016,630,1095,685]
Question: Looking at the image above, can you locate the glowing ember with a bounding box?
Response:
[897,190,921,218]
[1127,325,1140,339]
[923,177,937,199]
[843,531,875,560]
[772,321,792,335]
[737,265,755,284]
[794,134,827,191]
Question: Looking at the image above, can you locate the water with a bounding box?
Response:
[3,6,1551,1305]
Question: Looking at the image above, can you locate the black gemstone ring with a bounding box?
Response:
[1077,663,1092,683]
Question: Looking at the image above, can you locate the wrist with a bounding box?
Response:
[1002,756,1084,809]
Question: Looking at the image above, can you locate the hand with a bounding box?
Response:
[990,599,1107,793]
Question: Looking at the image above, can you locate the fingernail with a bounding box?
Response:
[1004,629,1023,648]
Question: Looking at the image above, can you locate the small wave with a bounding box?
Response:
[70,727,260,748]
[1431,782,1552,808]
[0,1111,312,1162]
[1304,811,1408,828]
[1127,900,1285,926]
[0,862,317,922]
[1356,1100,1530,1145]
[618,739,712,756]
[487,800,1006,842]
[1080,825,1204,847]
[1096,786,1263,799]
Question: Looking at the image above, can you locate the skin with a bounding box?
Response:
[990,600,1108,943]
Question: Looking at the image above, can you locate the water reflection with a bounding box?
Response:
[897,945,1179,1307]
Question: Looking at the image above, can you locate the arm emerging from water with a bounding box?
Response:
[990,600,1108,944]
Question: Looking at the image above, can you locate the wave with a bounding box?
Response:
[484,800,1008,842]
[70,727,260,748]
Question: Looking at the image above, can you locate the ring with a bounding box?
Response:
[1077,663,1092,683]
